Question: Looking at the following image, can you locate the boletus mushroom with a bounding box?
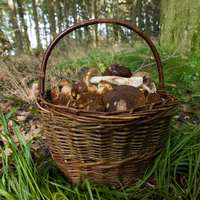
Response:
[50,79,72,105]
[103,85,146,112]
[83,68,100,93]
[71,80,88,100]
[70,93,105,112]
[103,64,132,78]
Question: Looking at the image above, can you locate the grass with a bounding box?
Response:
[0,46,200,199]
[1,112,200,200]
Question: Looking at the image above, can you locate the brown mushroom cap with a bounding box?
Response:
[103,64,132,78]
[70,92,105,112]
[71,81,88,99]
[50,79,72,105]
[50,86,60,104]
[103,85,146,112]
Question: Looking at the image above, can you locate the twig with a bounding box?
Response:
[135,48,179,72]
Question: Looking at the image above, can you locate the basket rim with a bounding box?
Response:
[36,92,178,121]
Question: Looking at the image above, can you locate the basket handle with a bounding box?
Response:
[39,19,164,97]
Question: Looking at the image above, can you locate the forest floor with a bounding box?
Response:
[0,46,200,200]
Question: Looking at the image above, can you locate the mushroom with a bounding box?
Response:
[90,75,143,88]
[70,93,105,112]
[142,76,157,94]
[71,80,88,100]
[58,79,72,105]
[103,64,132,78]
[90,74,157,94]
[96,81,113,95]
[103,85,146,112]
[132,71,156,93]
[50,79,72,105]
[82,68,100,93]
[50,86,60,105]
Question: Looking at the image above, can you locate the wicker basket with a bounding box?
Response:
[37,19,177,187]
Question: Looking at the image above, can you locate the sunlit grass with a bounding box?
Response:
[1,111,200,200]
[0,48,200,199]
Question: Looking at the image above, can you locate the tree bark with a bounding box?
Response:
[41,12,48,47]
[112,0,120,42]
[16,0,30,52]
[55,0,63,32]
[91,0,98,47]
[31,0,42,49]
[80,0,92,45]
[45,0,57,40]
[7,0,23,54]
[160,0,200,55]
[152,0,160,37]
[136,0,144,30]
[63,0,69,27]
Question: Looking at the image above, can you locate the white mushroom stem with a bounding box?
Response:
[90,76,143,88]
[90,75,157,93]
[142,83,157,93]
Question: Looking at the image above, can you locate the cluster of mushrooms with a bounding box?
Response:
[47,64,163,112]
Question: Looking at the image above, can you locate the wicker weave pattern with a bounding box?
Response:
[37,19,178,187]
[38,93,177,186]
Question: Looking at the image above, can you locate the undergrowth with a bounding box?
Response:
[1,112,200,200]
[51,44,200,103]
[0,46,200,199]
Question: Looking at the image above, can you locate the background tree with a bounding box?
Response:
[7,0,23,53]
[31,0,42,49]
[16,0,30,52]
[0,0,165,55]
[160,0,200,55]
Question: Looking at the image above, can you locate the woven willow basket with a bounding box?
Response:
[37,19,177,187]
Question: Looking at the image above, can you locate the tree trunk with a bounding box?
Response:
[128,0,137,23]
[55,0,63,32]
[112,0,120,42]
[16,0,30,52]
[7,0,23,54]
[136,0,144,30]
[152,0,160,37]
[72,0,80,42]
[91,0,98,47]
[32,0,42,49]
[46,0,57,40]
[42,12,48,47]
[160,0,200,55]
[80,0,92,46]
[63,0,69,27]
